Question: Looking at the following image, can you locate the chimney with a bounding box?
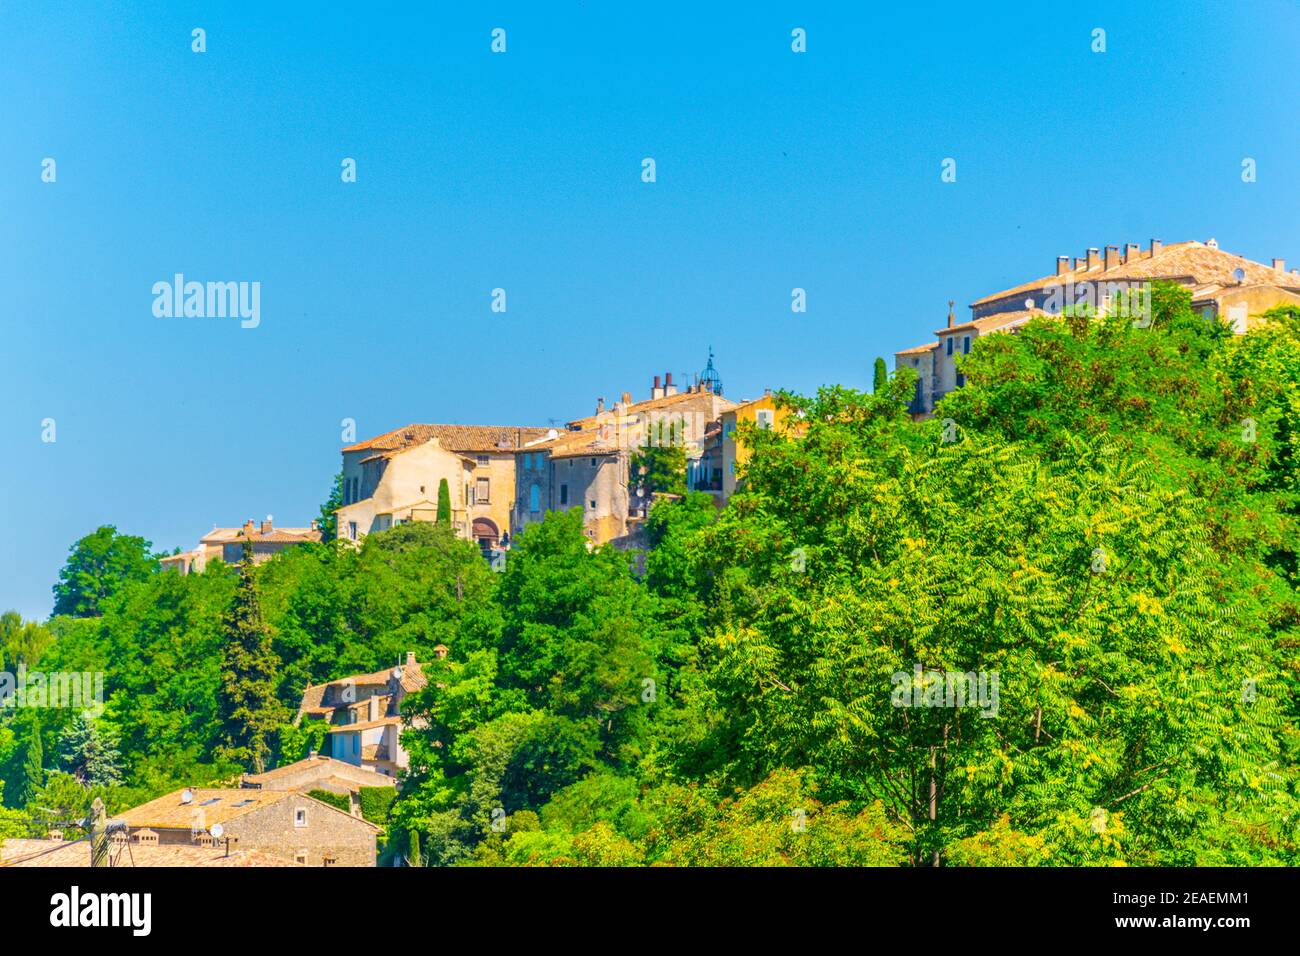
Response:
[651,375,663,400]
[596,396,605,415]
[1056,255,1071,276]
[244,519,255,533]
[1104,245,1120,270]
[260,518,272,534]
[1124,242,1141,262]
[406,650,416,667]
[1086,248,1101,270]
[947,299,955,328]
[1074,257,1086,271]
[1150,238,1163,256]
[368,695,379,721]
[664,372,677,397]
[310,519,319,532]
[308,749,318,759]
[1273,258,1286,272]
[621,391,632,405]
[434,644,448,659]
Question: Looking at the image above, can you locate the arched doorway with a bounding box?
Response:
[472,517,500,548]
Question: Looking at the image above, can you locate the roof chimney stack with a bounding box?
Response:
[1056,256,1071,276]
[947,300,955,328]
[1104,245,1120,270]
[1124,243,1141,262]
[1150,238,1163,256]
[651,375,663,400]
[664,372,676,397]
[1086,248,1101,270]
[596,396,605,415]
[1273,258,1286,273]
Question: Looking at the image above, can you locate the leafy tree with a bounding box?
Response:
[216,543,287,773]
[872,356,888,393]
[56,715,122,788]
[316,470,344,543]
[20,718,43,805]
[0,610,53,670]
[630,444,688,497]
[437,479,452,524]
[52,526,158,617]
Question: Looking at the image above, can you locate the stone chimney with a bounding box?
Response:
[1273,258,1286,272]
[664,372,677,397]
[595,396,605,415]
[947,300,955,328]
[1124,243,1141,262]
[1074,257,1086,271]
[1056,256,1071,276]
[1150,238,1163,256]
[651,375,663,400]
[260,517,273,534]
[1104,245,1120,270]
[1086,248,1101,270]
[406,650,417,667]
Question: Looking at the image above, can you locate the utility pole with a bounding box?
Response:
[89,797,108,867]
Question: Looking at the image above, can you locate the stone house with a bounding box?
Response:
[113,787,380,867]
[896,239,1300,416]
[337,423,550,548]
[160,518,320,574]
[241,753,396,817]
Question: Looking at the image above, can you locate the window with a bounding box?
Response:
[348,521,357,540]
[962,336,971,354]
[529,483,540,512]
[559,484,568,505]
[476,477,490,503]
[945,337,954,356]
[755,409,774,430]
[956,372,966,387]
[477,454,490,466]
[295,808,308,828]
[295,851,308,865]
[589,500,597,510]
[323,856,337,866]
[590,458,597,466]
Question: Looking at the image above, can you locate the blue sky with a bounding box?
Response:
[3,1,1299,620]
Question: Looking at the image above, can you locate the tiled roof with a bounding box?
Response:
[344,424,551,454]
[298,663,427,716]
[896,342,938,357]
[243,754,395,789]
[940,309,1046,336]
[1,838,301,868]
[327,717,402,733]
[234,528,322,544]
[567,390,738,429]
[972,241,1300,308]
[115,788,295,829]
[527,429,623,460]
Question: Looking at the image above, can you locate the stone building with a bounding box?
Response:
[896,238,1300,416]
[113,787,379,867]
[160,518,320,574]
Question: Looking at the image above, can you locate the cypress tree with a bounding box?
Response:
[217,542,286,773]
[872,356,888,393]
[436,478,452,524]
[21,718,43,805]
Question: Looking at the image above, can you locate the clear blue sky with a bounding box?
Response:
[3,1,1299,620]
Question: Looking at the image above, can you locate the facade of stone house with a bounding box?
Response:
[337,423,550,548]
[160,519,319,574]
[114,788,379,867]
[895,239,1300,416]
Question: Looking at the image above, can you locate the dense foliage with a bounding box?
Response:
[3,283,1297,864]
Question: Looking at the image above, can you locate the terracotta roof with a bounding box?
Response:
[526,429,623,460]
[972,240,1300,308]
[1,838,301,868]
[896,342,938,357]
[327,717,402,733]
[344,424,551,454]
[940,308,1046,336]
[234,528,322,544]
[114,789,294,829]
[243,755,395,789]
[567,390,738,429]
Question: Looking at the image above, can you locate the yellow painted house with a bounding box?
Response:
[721,391,796,498]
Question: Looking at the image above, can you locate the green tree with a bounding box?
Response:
[216,543,287,773]
[56,715,123,789]
[630,444,688,496]
[872,356,888,393]
[52,526,158,617]
[437,479,452,523]
[316,470,344,543]
[21,718,44,805]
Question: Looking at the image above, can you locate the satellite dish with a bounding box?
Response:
[181,789,194,804]
[392,666,404,680]
[1232,267,1246,284]
[1024,298,1035,310]
[209,823,224,839]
